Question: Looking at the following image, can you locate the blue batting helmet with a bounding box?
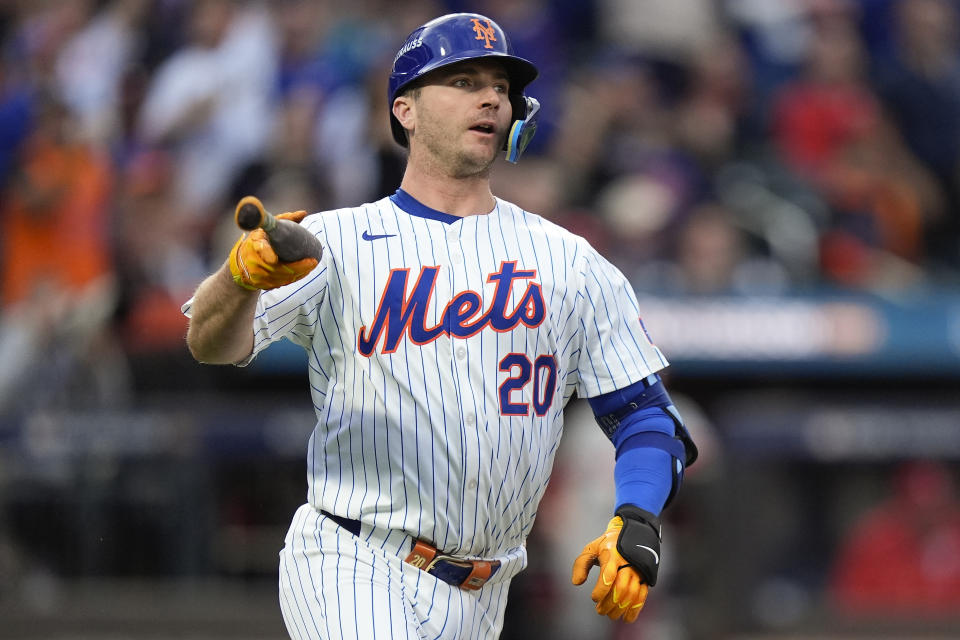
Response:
[388,13,540,162]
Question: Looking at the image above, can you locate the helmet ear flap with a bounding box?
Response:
[390,115,408,148]
[509,94,529,121]
[504,97,539,163]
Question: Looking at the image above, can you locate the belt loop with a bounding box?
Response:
[320,509,361,537]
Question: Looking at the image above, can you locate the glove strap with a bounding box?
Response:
[230,236,258,291]
[614,505,662,586]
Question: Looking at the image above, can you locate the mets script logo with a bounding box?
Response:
[471,18,497,49]
[358,261,545,356]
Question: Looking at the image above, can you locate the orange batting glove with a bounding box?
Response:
[571,512,658,623]
[228,210,318,290]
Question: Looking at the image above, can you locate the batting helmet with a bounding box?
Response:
[388,13,540,163]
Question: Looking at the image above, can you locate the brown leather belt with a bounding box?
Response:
[321,510,501,591]
[404,540,501,591]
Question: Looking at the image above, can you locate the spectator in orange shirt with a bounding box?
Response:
[1,90,113,307]
[0,90,121,412]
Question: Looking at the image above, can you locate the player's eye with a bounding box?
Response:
[452,77,471,88]
[494,83,509,93]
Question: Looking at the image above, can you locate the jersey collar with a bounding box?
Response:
[390,188,495,225]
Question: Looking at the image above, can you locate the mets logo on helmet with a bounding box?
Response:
[471,18,497,49]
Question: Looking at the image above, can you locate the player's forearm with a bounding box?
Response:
[186,264,258,365]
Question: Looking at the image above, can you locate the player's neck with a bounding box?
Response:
[399,165,496,218]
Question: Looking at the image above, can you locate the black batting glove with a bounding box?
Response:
[615,505,663,586]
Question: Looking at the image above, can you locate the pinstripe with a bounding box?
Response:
[399,219,426,536]
[581,284,618,386]
[465,590,480,640]
[316,319,342,511]
[482,213,505,547]
[287,536,319,638]
[330,521,346,640]
[453,588,465,639]
[367,205,386,528]
[480,313,496,542]
[313,513,333,640]
[325,215,348,513]
[492,206,519,548]
[587,259,644,375]
[418,213,443,544]
[380,202,401,534]
[500,206,521,547]
[289,509,325,639]
[450,219,485,549]
[279,517,309,640]
[434,584,454,639]
[507,205,550,546]
[278,581,306,640]
[337,214,360,517]
[447,313,469,550]
[383,528,395,639]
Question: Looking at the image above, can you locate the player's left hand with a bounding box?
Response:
[571,515,651,623]
[229,210,318,290]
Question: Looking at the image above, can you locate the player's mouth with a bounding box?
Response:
[469,121,497,138]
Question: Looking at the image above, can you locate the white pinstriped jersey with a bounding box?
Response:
[208,189,668,558]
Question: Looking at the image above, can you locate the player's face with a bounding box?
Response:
[406,60,513,177]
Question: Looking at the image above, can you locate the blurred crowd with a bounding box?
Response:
[1,0,960,408]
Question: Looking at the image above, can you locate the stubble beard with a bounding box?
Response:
[414,112,501,179]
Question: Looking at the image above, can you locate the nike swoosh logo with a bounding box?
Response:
[362,231,397,241]
[636,545,660,565]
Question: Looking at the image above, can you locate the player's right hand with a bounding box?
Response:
[229,210,319,290]
[571,515,650,623]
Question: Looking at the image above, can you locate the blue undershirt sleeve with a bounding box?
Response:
[610,408,676,515]
[589,376,679,516]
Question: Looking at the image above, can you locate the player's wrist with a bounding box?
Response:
[220,258,258,292]
[614,505,662,586]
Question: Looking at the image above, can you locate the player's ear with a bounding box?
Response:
[392,96,415,139]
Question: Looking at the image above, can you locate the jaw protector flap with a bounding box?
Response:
[505,96,540,164]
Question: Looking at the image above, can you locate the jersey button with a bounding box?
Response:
[456,347,467,360]
[465,413,476,425]
[467,478,478,490]
[451,253,462,265]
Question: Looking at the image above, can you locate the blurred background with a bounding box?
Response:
[1,0,960,638]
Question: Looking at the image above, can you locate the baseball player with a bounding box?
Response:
[183,13,696,640]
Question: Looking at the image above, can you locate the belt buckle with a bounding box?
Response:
[430,554,499,591]
[425,553,472,573]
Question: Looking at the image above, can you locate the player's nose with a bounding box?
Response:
[478,84,502,109]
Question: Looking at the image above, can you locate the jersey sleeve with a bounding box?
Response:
[574,242,668,398]
[240,216,329,365]
[240,263,328,365]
